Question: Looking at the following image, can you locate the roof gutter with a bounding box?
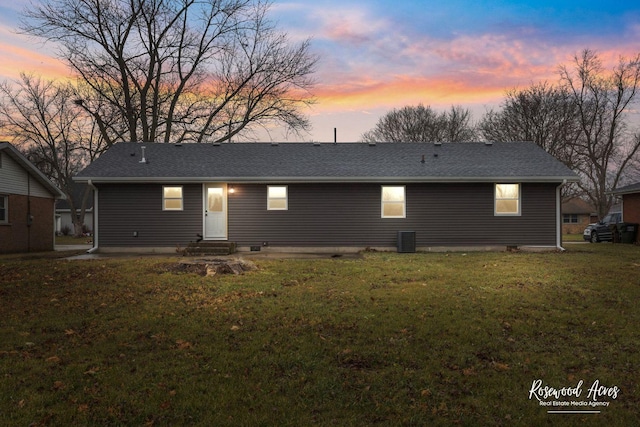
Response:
[74,175,580,184]
[86,179,99,254]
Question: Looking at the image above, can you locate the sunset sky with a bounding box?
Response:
[1,0,639,142]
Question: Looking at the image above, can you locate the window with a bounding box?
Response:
[0,195,7,223]
[267,186,288,210]
[495,184,520,215]
[382,186,406,218]
[563,214,578,224]
[163,186,183,210]
[207,187,223,212]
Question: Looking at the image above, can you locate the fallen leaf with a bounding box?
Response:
[462,367,476,376]
[492,362,510,372]
[46,356,61,364]
[84,367,99,375]
[176,340,192,350]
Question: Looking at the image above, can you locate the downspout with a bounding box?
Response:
[86,180,99,253]
[556,180,567,251]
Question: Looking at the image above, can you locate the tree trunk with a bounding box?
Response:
[73,221,84,238]
[68,184,92,238]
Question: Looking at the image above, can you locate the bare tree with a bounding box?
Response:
[560,49,640,218]
[0,74,107,236]
[442,105,477,142]
[479,82,582,169]
[21,0,317,144]
[361,104,476,143]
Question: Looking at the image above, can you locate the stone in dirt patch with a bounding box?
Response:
[160,259,258,276]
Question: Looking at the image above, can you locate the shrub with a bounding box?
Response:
[60,225,71,236]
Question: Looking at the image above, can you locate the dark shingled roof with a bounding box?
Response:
[611,182,640,195]
[55,183,93,210]
[74,141,578,183]
[561,198,595,215]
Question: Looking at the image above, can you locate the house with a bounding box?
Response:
[561,198,597,234]
[0,142,65,253]
[55,183,94,235]
[611,182,640,243]
[73,141,578,253]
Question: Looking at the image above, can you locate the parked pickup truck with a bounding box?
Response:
[583,212,622,243]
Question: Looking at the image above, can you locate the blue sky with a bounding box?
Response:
[1,0,639,141]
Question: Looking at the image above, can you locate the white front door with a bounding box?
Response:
[204,184,227,240]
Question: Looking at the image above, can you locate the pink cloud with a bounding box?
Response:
[0,27,69,81]
[312,6,389,44]
[309,16,640,117]
[311,74,507,113]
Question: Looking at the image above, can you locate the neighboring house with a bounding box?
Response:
[73,141,578,253]
[611,182,640,243]
[0,142,65,253]
[561,198,597,234]
[55,183,94,235]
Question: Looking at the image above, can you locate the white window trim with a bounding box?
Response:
[0,195,8,223]
[267,185,288,211]
[494,183,521,216]
[381,185,406,219]
[163,186,184,211]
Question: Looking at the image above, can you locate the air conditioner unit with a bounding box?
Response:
[397,231,416,253]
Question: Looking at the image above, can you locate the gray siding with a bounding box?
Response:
[97,183,202,247]
[228,183,558,247]
[96,182,559,248]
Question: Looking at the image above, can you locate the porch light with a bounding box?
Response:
[229,186,235,194]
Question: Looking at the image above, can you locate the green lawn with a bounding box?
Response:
[562,233,586,242]
[1,245,639,426]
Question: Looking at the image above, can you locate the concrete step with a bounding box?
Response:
[184,241,236,255]
[184,250,232,256]
[188,241,235,248]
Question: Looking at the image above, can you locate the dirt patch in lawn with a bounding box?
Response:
[157,258,258,276]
